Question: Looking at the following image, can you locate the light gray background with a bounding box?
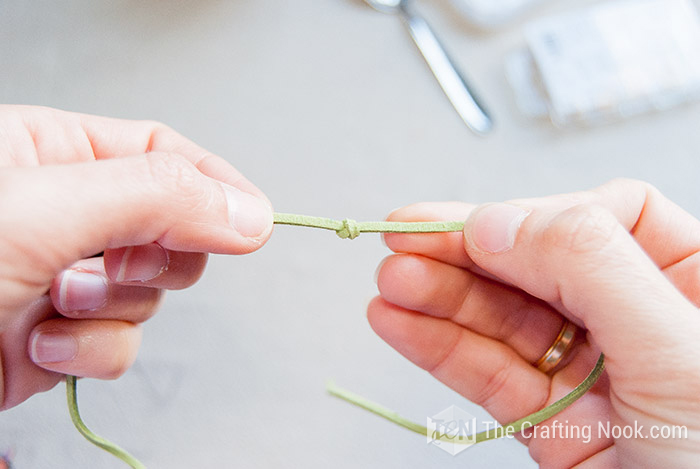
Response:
[1,0,699,467]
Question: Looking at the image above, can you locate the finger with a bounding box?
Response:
[9,105,268,203]
[103,244,208,288]
[50,258,163,322]
[28,318,142,379]
[462,200,700,388]
[385,199,700,309]
[367,299,611,466]
[383,202,478,269]
[663,251,700,307]
[502,179,700,269]
[523,348,613,467]
[384,179,700,273]
[0,296,61,410]
[571,445,618,468]
[375,254,564,363]
[0,152,272,311]
[367,297,549,423]
[80,113,271,204]
[588,179,700,268]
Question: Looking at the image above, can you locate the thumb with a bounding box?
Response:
[0,152,272,308]
[461,201,700,380]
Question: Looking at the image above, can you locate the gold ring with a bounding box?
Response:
[534,319,577,373]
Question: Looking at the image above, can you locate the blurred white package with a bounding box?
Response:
[451,0,548,28]
[505,0,700,126]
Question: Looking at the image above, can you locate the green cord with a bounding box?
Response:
[327,354,605,444]
[66,212,604,465]
[273,212,465,239]
[66,376,145,468]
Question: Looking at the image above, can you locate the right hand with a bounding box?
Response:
[370,179,700,467]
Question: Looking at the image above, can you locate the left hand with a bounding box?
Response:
[0,105,273,410]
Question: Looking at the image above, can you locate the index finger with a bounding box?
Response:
[588,178,700,269]
[384,179,700,272]
[10,105,267,201]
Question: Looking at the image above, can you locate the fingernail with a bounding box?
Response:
[58,270,108,312]
[373,257,388,285]
[380,233,388,249]
[221,184,273,239]
[467,203,530,253]
[115,243,169,282]
[30,331,78,363]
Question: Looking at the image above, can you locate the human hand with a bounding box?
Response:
[369,179,700,467]
[0,105,273,410]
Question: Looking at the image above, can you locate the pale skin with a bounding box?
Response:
[370,179,700,467]
[0,105,273,410]
[2,106,699,467]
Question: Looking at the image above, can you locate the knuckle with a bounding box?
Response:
[143,121,176,149]
[144,122,211,165]
[144,152,198,188]
[452,276,479,326]
[426,330,463,375]
[142,119,169,131]
[143,152,210,208]
[600,177,658,201]
[494,295,532,342]
[543,204,620,255]
[475,352,515,409]
[606,176,649,190]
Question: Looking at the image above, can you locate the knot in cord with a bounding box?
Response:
[336,218,360,239]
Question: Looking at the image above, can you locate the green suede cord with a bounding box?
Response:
[273,212,465,239]
[66,376,145,469]
[327,354,605,444]
[66,213,603,466]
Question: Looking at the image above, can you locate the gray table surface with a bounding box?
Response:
[2,0,699,467]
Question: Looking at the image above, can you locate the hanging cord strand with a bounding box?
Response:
[327,354,605,444]
[66,375,146,468]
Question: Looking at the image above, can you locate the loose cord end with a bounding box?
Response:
[66,376,147,469]
[325,354,605,446]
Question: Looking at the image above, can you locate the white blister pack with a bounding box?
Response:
[505,0,700,126]
[451,0,547,28]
